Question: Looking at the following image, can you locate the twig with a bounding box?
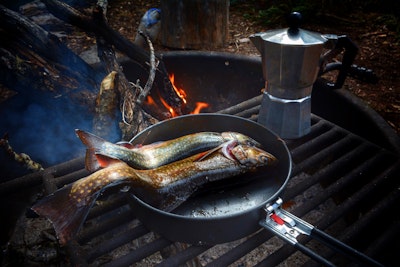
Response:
[42,0,184,110]
[136,31,158,105]
[93,2,158,140]
[0,134,44,172]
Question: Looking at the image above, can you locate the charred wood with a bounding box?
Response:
[92,71,119,139]
[94,3,158,140]
[42,0,184,114]
[0,4,100,97]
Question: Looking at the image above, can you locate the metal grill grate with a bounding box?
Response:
[2,95,399,267]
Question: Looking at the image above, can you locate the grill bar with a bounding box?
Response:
[0,156,84,194]
[87,223,150,262]
[156,245,212,267]
[102,237,171,267]
[302,163,400,267]
[204,230,273,267]
[78,206,136,244]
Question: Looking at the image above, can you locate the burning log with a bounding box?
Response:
[0,0,187,143]
[38,0,184,139]
[41,0,184,114]
[93,2,159,140]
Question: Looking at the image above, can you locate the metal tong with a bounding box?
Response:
[260,198,385,267]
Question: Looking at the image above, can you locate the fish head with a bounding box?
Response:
[221,132,261,147]
[229,144,277,168]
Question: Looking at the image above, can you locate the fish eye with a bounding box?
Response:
[259,155,269,164]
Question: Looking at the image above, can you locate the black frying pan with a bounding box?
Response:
[128,113,291,244]
[127,114,384,267]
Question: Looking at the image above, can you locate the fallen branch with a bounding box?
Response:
[0,4,99,96]
[42,0,184,112]
[0,134,44,172]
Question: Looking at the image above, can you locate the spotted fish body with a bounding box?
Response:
[68,162,137,206]
[134,143,276,188]
[75,129,261,171]
[31,143,276,245]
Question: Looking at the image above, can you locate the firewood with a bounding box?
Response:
[42,0,184,113]
[0,4,99,96]
[0,1,184,143]
[94,3,159,140]
[93,71,119,139]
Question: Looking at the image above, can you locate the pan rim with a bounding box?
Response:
[128,113,292,221]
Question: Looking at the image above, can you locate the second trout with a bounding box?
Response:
[76,129,261,171]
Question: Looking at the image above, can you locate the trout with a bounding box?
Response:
[75,129,261,171]
[31,142,276,245]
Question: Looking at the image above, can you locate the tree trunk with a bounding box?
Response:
[161,0,229,49]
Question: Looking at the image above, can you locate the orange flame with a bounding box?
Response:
[159,96,177,117]
[169,74,187,104]
[191,102,209,114]
[146,95,156,106]
[144,74,210,118]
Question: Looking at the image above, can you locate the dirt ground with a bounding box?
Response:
[101,0,399,135]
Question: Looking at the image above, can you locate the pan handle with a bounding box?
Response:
[259,198,385,267]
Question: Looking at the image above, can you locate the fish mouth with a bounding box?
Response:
[260,150,278,166]
[222,142,278,167]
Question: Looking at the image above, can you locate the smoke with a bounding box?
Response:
[0,91,120,181]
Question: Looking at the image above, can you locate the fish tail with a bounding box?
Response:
[75,129,109,171]
[31,184,93,246]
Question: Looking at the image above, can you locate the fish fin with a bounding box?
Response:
[115,141,137,149]
[76,129,108,171]
[31,184,93,246]
[195,149,217,161]
[85,148,101,172]
[94,153,122,168]
[75,129,106,150]
[195,140,238,162]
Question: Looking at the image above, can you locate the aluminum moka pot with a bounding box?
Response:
[250,12,334,139]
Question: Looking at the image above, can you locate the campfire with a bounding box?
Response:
[0,0,223,178]
[144,73,210,118]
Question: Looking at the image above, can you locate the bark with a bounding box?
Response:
[0,4,99,96]
[93,4,158,140]
[42,0,183,113]
[161,0,229,49]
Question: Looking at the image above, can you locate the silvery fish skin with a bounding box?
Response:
[31,142,276,245]
[75,129,261,171]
